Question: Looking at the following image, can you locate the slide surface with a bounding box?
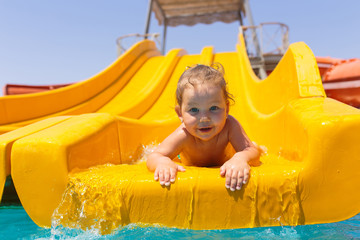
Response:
[1,34,360,232]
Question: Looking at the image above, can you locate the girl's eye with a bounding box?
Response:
[210,106,219,111]
[189,108,199,113]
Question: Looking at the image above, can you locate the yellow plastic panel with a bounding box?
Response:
[291,98,360,224]
[0,116,70,201]
[11,113,119,226]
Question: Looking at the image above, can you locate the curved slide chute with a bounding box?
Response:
[0,40,161,133]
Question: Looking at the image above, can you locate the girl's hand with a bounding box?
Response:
[154,160,186,186]
[220,156,250,191]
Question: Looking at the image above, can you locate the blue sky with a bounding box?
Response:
[0,0,359,95]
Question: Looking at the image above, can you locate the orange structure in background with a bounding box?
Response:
[3,83,71,96]
[320,57,360,107]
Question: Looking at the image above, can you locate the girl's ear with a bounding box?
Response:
[175,105,183,122]
[226,101,230,115]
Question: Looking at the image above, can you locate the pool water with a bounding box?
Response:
[0,205,359,239]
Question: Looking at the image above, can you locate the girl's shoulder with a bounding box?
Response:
[225,115,247,140]
[173,124,192,141]
[226,115,241,128]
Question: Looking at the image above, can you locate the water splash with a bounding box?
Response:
[133,142,160,164]
[51,143,161,235]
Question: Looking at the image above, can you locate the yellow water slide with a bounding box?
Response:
[1,34,360,233]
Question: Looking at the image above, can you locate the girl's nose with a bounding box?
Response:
[199,115,210,122]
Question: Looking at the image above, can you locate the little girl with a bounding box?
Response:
[147,64,260,191]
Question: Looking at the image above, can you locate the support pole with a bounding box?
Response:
[244,0,267,79]
[238,10,244,26]
[162,20,167,55]
[144,0,153,39]
[238,10,248,54]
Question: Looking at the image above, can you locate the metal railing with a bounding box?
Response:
[242,22,289,57]
[116,33,161,56]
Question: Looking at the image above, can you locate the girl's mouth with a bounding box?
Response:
[199,127,212,133]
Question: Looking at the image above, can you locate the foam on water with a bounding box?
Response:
[1,206,359,239]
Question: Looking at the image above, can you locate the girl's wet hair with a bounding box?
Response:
[176,63,234,106]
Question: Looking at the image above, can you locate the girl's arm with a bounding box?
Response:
[147,125,187,186]
[220,116,261,191]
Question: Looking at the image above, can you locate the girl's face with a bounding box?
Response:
[176,83,229,141]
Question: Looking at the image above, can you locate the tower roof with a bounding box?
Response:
[152,0,246,27]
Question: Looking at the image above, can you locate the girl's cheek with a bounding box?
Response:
[184,117,197,127]
[186,117,197,124]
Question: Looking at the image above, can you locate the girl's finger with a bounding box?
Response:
[154,168,159,181]
[177,165,186,172]
[236,171,244,190]
[225,168,233,189]
[219,165,226,176]
[170,168,177,183]
[159,170,165,185]
[164,169,171,186]
[243,167,250,184]
[230,170,239,191]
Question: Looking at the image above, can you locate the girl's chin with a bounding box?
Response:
[195,132,216,141]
